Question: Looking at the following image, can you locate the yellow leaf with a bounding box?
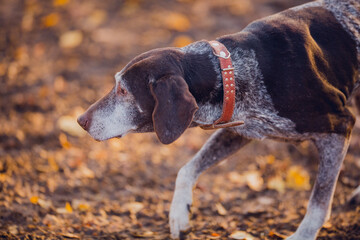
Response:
[267,175,285,194]
[78,203,90,212]
[88,10,107,27]
[165,13,190,32]
[30,196,39,204]
[286,166,311,190]
[53,0,69,7]
[42,13,60,27]
[65,202,73,213]
[59,30,83,48]
[266,155,276,164]
[173,35,193,48]
[59,133,71,149]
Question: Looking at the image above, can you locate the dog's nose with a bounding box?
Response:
[77,113,91,131]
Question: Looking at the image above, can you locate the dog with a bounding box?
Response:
[77,0,360,239]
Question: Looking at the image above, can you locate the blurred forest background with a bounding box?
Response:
[1,0,360,239]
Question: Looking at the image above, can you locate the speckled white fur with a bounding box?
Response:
[288,134,350,240]
[323,0,360,63]
[87,74,138,141]
[183,42,298,140]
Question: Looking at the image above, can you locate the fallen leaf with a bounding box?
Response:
[30,196,39,204]
[61,233,79,239]
[59,133,72,149]
[228,171,245,185]
[215,202,227,216]
[124,202,144,214]
[65,202,73,213]
[59,30,83,48]
[286,166,311,190]
[323,221,332,229]
[56,202,73,214]
[58,115,86,137]
[165,12,190,32]
[229,230,255,240]
[173,35,193,47]
[8,225,18,235]
[42,13,60,27]
[38,198,53,210]
[245,171,263,191]
[267,175,285,194]
[268,230,287,239]
[53,0,69,7]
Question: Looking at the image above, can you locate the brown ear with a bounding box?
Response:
[150,75,198,144]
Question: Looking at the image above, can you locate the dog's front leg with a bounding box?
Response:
[169,128,250,239]
[287,133,350,240]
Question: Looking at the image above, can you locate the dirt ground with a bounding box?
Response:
[1,0,360,239]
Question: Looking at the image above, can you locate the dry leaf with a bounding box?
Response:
[42,13,60,28]
[245,171,263,191]
[58,115,86,137]
[38,198,53,210]
[76,164,95,178]
[124,202,144,214]
[59,133,72,149]
[173,35,193,47]
[53,0,69,7]
[61,233,80,239]
[165,12,190,32]
[268,230,287,239]
[228,171,245,185]
[229,230,255,240]
[30,196,39,204]
[65,202,73,213]
[56,202,73,214]
[286,166,311,190]
[88,10,107,27]
[267,175,285,194]
[215,202,227,216]
[59,30,83,48]
[8,225,18,235]
[323,221,332,229]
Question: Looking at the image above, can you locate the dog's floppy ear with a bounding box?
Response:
[150,75,198,144]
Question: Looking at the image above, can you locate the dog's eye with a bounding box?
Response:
[116,84,127,95]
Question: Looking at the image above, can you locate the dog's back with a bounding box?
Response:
[321,0,360,113]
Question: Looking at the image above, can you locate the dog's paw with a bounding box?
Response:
[169,199,191,239]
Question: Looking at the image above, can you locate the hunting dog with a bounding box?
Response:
[78,0,360,239]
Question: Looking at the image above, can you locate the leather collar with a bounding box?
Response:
[201,40,244,130]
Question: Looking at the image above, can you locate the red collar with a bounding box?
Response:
[201,40,244,130]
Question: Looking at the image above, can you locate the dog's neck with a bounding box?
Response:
[180,41,223,105]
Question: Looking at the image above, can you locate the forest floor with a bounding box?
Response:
[1,0,360,239]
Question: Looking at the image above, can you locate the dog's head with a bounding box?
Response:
[78,48,198,144]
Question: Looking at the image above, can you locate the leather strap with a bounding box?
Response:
[200,40,244,130]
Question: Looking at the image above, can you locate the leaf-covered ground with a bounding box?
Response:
[1,0,360,239]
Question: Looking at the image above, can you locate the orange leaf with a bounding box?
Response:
[53,0,69,7]
[286,166,311,190]
[173,35,193,47]
[165,13,190,32]
[30,196,39,204]
[42,13,60,28]
[65,202,73,213]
